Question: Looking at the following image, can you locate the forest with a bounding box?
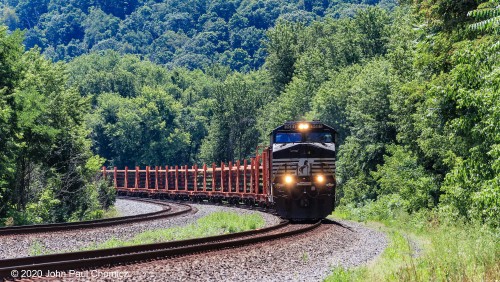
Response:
[0,0,498,257]
[0,0,396,70]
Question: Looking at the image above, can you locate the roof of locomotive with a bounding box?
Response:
[270,120,337,134]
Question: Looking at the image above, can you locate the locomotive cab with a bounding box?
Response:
[270,121,336,220]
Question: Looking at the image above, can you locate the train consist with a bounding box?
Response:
[106,121,336,220]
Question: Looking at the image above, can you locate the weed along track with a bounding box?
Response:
[0,217,320,279]
[0,198,191,236]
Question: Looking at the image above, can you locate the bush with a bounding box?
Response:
[97,179,115,209]
[335,194,406,223]
[371,145,438,213]
[23,188,61,224]
[69,178,115,222]
[440,157,500,228]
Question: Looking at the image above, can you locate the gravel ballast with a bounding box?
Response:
[52,219,387,282]
[0,200,280,259]
[114,198,163,216]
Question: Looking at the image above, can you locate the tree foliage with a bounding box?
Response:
[468,0,500,31]
[0,28,114,225]
[200,72,270,163]
[0,0,394,69]
[261,0,499,227]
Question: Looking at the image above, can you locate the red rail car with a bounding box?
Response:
[102,149,272,207]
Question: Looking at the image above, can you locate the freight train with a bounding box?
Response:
[109,121,336,220]
[269,121,336,220]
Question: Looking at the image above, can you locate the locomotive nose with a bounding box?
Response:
[300,197,309,207]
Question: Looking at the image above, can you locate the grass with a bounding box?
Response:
[83,211,265,250]
[29,240,48,256]
[101,206,120,219]
[302,252,310,263]
[324,208,500,282]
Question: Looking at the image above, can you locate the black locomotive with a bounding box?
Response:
[269,121,336,220]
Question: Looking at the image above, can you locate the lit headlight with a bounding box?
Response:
[298,123,310,130]
[284,175,294,184]
[316,175,325,183]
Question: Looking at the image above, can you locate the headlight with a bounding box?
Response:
[284,175,294,184]
[298,123,310,130]
[316,175,325,183]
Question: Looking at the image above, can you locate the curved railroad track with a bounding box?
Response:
[0,198,192,236]
[0,218,320,279]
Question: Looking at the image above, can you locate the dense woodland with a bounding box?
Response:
[0,0,499,233]
[0,0,396,70]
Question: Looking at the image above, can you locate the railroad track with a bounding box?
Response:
[0,219,321,279]
[0,198,192,236]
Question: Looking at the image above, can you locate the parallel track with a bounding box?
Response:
[0,198,191,236]
[0,219,321,279]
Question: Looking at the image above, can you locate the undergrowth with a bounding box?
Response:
[325,202,499,282]
[101,206,120,219]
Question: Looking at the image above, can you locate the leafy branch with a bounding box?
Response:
[468,0,500,51]
[468,1,500,31]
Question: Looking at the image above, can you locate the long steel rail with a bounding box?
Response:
[0,220,321,278]
[0,198,191,235]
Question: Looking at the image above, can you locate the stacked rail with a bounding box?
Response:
[103,150,271,204]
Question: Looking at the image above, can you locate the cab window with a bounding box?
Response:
[305,132,333,143]
[275,132,302,143]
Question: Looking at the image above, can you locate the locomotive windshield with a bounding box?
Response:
[275,132,302,143]
[305,132,333,143]
[274,131,333,143]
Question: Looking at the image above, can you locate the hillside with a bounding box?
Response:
[1,0,395,70]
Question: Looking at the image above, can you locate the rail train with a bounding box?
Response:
[110,120,336,220]
[269,121,336,220]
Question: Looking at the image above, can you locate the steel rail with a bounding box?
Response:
[0,198,190,235]
[0,220,321,279]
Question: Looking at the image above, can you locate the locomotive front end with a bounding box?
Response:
[270,121,336,220]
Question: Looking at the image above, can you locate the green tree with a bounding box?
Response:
[0,27,25,216]
[88,88,190,167]
[264,21,304,94]
[354,6,391,57]
[82,7,120,50]
[200,72,269,162]
[313,59,396,203]
[0,6,20,30]
[1,28,112,224]
[15,0,49,29]
[380,0,500,227]
[371,145,439,212]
